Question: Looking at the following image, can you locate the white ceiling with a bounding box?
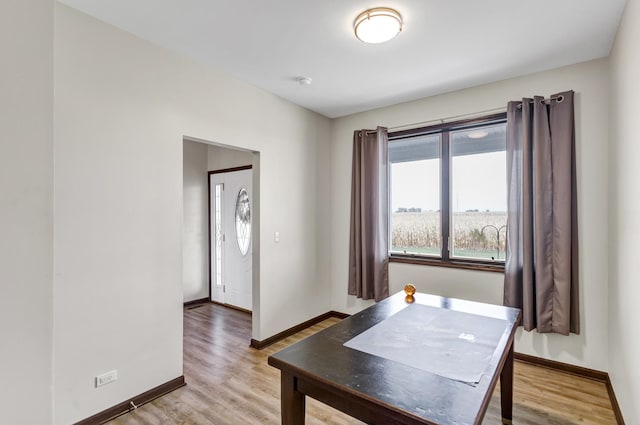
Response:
[58,0,626,118]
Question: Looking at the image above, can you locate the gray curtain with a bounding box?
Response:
[348,127,389,302]
[504,90,579,335]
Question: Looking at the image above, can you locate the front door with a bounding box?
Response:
[209,167,252,311]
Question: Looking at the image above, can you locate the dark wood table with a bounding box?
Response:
[268,291,521,425]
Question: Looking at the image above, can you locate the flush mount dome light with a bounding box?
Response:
[468,130,489,139]
[354,7,403,44]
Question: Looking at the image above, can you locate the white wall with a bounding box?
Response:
[54,4,331,424]
[608,0,640,421]
[207,144,253,171]
[0,1,54,424]
[330,59,610,371]
[183,140,209,302]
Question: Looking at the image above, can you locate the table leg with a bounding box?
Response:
[500,342,514,424]
[281,371,305,425]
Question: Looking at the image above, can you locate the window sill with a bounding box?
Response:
[389,254,505,273]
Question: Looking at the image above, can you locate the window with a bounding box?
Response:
[235,188,251,256]
[389,114,507,271]
[214,183,223,286]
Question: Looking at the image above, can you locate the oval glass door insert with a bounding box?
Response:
[235,188,251,255]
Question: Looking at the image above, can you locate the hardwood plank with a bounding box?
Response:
[107,303,617,425]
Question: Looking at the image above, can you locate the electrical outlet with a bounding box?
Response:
[95,370,118,388]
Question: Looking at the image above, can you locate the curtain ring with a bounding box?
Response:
[556,95,565,103]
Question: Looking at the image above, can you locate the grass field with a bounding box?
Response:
[391,211,507,260]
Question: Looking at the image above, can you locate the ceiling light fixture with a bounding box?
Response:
[354,7,403,44]
[468,130,489,139]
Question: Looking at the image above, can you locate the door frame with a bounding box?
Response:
[207,165,253,305]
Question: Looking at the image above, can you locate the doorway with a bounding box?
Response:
[209,166,253,311]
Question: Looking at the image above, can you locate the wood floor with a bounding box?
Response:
[108,303,617,425]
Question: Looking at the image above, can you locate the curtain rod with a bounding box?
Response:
[386,106,506,132]
[374,95,565,133]
[515,94,565,109]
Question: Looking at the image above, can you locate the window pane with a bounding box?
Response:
[450,123,507,261]
[235,188,251,256]
[389,134,441,256]
[215,184,223,286]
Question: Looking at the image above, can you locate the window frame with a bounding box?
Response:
[388,112,507,273]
